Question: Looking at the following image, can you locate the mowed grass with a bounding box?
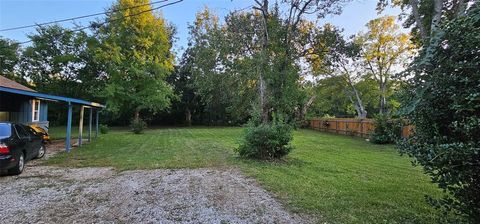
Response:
[47,127,443,223]
[47,127,240,169]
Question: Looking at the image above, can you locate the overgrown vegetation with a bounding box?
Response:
[369,115,404,144]
[398,7,480,222]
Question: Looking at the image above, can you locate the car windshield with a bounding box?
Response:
[0,123,12,139]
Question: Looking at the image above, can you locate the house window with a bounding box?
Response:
[32,100,40,122]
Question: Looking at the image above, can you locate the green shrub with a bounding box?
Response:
[398,7,480,222]
[130,118,147,134]
[237,119,293,160]
[370,115,404,144]
[99,124,109,134]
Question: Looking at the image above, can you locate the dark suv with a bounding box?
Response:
[0,122,46,175]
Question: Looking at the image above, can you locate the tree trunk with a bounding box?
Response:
[255,0,270,124]
[423,0,445,63]
[456,0,467,17]
[379,82,387,114]
[134,108,140,120]
[300,95,316,121]
[343,70,367,119]
[409,0,428,43]
[259,73,269,123]
[347,85,367,119]
[430,0,444,36]
[353,91,368,119]
[185,108,192,126]
[379,96,386,114]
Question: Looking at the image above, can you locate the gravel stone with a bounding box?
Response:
[0,163,313,223]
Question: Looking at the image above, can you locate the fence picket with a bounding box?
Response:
[308,118,412,139]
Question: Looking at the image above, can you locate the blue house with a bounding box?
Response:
[0,75,105,151]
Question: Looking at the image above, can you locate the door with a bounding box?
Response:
[14,125,34,160]
[25,125,42,156]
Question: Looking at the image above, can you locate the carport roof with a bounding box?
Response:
[0,85,105,108]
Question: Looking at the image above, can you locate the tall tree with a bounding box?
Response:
[95,0,175,120]
[378,0,477,61]
[188,8,255,124]
[189,1,348,125]
[253,0,347,123]
[398,6,480,221]
[357,16,413,114]
[0,37,20,80]
[309,25,369,118]
[20,25,103,99]
[168,48,201,126]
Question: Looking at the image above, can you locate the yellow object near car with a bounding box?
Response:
[28,125,50,142]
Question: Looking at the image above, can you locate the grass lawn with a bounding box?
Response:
[47,127,443,223]
[48,126,80,140]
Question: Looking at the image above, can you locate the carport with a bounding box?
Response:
[0,86,105,152]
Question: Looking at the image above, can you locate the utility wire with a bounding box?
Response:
[0,0,169,32]
[17,0,183,45]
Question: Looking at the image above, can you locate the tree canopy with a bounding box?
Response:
[95,0,175,121]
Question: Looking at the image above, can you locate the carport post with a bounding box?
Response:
[95,109,99,138]
[88,107,92,142]
[78,106,84,146]
[66,103,73,152]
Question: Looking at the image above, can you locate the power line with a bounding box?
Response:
[17,0,183,45]
[0,0,169,32]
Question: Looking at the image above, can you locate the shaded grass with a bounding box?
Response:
[48,126,79,140]
[48,126,125,140]
[47,127,443,223]
[47,127,240,169]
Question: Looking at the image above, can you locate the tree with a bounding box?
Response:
[357,16,413,114]
[378,0,477,60]
[398,6,480,221]
[188,8,256,125]
[95,0,175,121]
[167,49,201,126]
[306,76,356,118]
[0,37,20,80]
[17,25,105,123]
[20,25,103,98]
[309,25,369,118]
[252,0,347,123]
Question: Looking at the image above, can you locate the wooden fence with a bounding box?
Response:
[308,118,413,138]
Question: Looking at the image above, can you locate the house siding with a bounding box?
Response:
[0,97,49,127]
[40,101,48,122]
[18,100,32,123]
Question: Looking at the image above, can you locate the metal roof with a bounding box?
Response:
[0,86,105,108]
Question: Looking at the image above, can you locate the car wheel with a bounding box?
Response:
[8,152,25,175]
[36,145,46,159]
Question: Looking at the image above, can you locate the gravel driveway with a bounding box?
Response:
[0,147,312,223]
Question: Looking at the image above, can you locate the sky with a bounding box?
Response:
[0,0,403,55]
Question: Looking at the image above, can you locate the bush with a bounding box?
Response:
[237,119,294,160]
[398,7,480,222]
[369,115,404,144]
[130,118,147,134]
[99,124,109,134]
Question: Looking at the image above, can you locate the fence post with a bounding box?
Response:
[360,119,364,138]
[345,120,349,135]
[335,120,338,134]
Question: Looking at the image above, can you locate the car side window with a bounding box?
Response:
[25,126,38,136]
[14,125,29,139]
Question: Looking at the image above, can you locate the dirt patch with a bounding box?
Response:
[0,165,313,223]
